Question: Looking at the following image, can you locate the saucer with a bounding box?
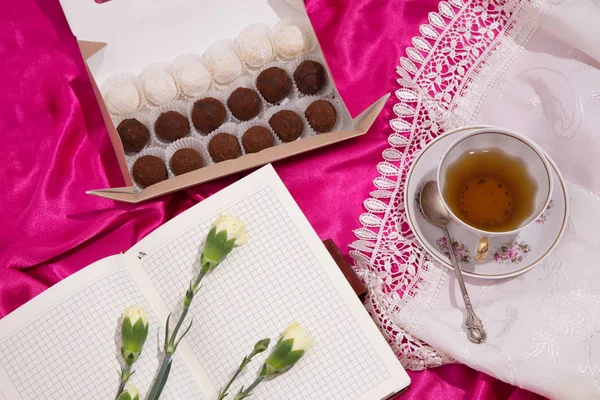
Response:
[404,125,569,279]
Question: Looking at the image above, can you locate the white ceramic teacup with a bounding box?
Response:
[437,127,553,262]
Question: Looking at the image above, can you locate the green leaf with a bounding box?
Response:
[202,229,232,267]
[263,339,305,375]
[117,393,133,400]
[214,229,228,249]
[131,319,148,351]
[164,314,171,350]
[154,358,172,399]
[121,318,133,348]
[222,238,236,257]
[207,226,217,244]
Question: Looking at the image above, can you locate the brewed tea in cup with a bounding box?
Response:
[437,128,553,261]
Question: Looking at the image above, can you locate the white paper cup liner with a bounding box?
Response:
[127,147,168,192]
[238,117,281,151]
[165,137,209,177]
[272,18,316,60]
[225,75,265,123]
[253,60,298,108]
[147,100,193,146]
[172,54,213,98]
[264,104,313,142]
[318,90,353,131]
[204,122,244,163]
[100,73,145,116]
[112,111,157,155]
[140,62,181,107]
[287,53,332,97]
[296,96,345,134]
[235,23,275,69]
[326,88,352,130]
[190,90,232,136]
[203,39,245,86]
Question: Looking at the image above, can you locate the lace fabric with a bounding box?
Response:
[351,0,544,371]
[352,0,600,396]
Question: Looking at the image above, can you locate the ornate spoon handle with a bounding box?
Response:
[442,227,487,344]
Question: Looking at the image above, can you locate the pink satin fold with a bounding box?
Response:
[0,0,543,399]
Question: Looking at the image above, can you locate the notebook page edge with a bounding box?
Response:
[0,254,128,336]
[125,253,217,398]
[264,168,412,397]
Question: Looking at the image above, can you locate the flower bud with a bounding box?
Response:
[201,215,248,271]
[213,215,248,247]
[261,322,313,377]
[252,338,271,355]
[121,306,149,366]
[117,384,140,400]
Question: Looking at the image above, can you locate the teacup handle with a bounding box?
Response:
[475,237,490,262]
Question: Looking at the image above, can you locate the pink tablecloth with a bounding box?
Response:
[0,0,542,399]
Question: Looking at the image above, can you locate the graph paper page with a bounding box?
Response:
[0,255,206,400]
[127,164,410,400]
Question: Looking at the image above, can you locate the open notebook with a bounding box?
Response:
[0,165,410,400]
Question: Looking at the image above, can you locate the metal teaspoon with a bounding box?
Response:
[419,180,487,344]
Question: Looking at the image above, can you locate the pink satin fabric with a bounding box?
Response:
[0,0,542,399]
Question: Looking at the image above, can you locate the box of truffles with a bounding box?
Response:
[59,0,388,203]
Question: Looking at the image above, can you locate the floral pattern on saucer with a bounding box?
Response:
[535,200,555,224]
[436,237,472,264]
[493,240,531,264]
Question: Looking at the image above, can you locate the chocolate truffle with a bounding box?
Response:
[117,118,150,153]
[227,88,262,121]
[305,100,337,133]
[154,111,190,142]
[242,126,274,153]
[208,133,241,162]
[132,155,167,188]
[192,97,226,134]
[256,67,292,104]
[293,60,326,95]
[268,110,304,142]
[170,148,203,176]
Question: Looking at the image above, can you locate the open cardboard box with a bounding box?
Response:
[60,0,388,203]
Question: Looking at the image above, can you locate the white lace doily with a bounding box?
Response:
[351,0,600,396]
[350,0,535,371]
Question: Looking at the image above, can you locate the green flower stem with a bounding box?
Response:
[169,268,206,345]
[115,364,132,400]
[217,356,250,400]
[233,376,264,400]
[148,267,208,400]
[217,338,270,400]
[148,353,173,400]
[169,306,190,346]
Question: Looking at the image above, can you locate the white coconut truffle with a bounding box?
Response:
[104,83,140,115]
[274,25,305,58]
[237,35,273,68]
[174,61,211,97]
[143,71,178,106]
[205,51,243,84]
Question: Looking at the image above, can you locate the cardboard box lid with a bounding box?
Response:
[60,0,306,84]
